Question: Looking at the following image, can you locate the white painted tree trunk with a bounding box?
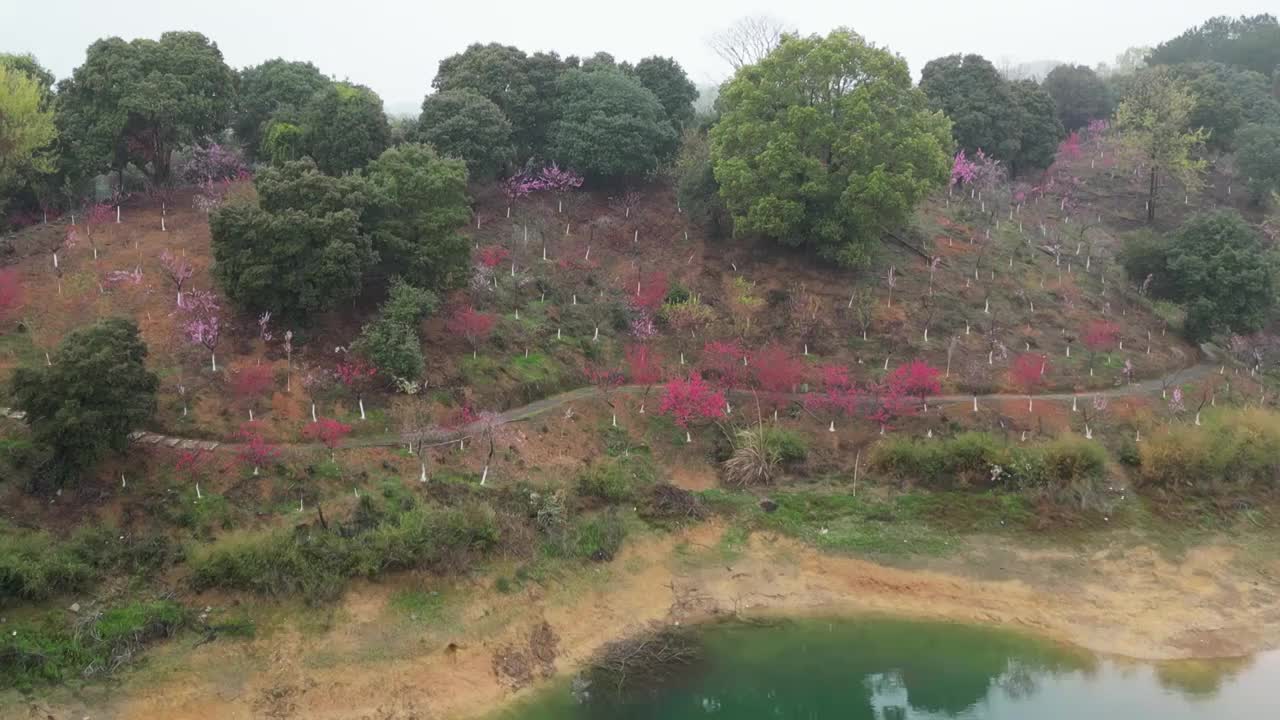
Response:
[828,420,835,432]
[210,353,217,372]
[972,396,978,413]
[248,408,254,421]
[196,482,202,499]
[420,461,428,482]
[311,402,317,422]
[481,465,489,485]
[685,430,692,443]
[358,397,366,420]
[1028,397,1034,413]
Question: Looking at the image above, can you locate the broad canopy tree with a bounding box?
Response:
[920,54,1022,165]
[1043,64,1112,131]
[56,32,236,184]
[299,82,391,174]
[710,28,952,267]
[0,61,58,211]
[1148,14,1280,77]
[1114,67,1206,222]
[1236,124,1280,203]
[630,56,699,131]
[547,68,678,181]
[11,318,159,488]
[1163,211,1276,341]
[234,58,331,160]
[417,89,514,179]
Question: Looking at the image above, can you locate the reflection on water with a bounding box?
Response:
[501,617,1279,719]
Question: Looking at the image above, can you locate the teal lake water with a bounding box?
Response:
[501,617,1278,719]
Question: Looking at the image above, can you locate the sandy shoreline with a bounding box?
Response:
[15,521,1280,719]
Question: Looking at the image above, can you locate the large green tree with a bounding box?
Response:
[1165,211,1275,341]
[1114,68,1206,222]
[920,54,1020,163]
[710,29,952,267]
[1149,14,1280,76]
[1042,64,1112,131]
[1168,63,1280,150]
[1008,80,1064,175]
[432,43,566,159]
[0,53,55,98]
[631,56,699,131]
[417,89,513,179]
[235,59,330,160]
[300,82,391,174]
[211,159,375,321]
[55,32,235,183]
[11,318,158,489]
[364,143,472,291]
[1236,124,1280,204]
[548,69,677,181]
[0,62,58,210]
[351,277,438,381]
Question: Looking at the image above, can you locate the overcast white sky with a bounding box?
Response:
[2,1,1273,115]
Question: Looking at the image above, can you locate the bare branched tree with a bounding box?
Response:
[708,15,792,72]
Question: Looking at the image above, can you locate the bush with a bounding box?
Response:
[1,600,186,689]
[189,504,500,603]
[570,510,627,562]
[0,527,182,604]
[1138,409,1280,495]
[577,456,656,504]
[765,427,808,463]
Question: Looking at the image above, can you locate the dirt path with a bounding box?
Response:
[64,359,1220,454]
[21,521,1279,720]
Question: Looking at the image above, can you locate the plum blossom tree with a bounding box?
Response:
[892,359,943,412]
[585,362,626,426]
[182,289,222,372]
[951,150,977,186]
[475,244,510,272]
[1011,352,1049,412]
[867,370,914,434]
[625,344,664,413]
[629,271,668,314]
[1082,320,1119,376]
[804,364,858,431]
[175,448,208,499]
[538,163,584,213]
[231,363,273,421]
[660,373,725,443]
[447,306,496,359]
[335,357,378,420]
[236,420,278,477]
[751,344,804,416]
[159,249,193,307]
[701,339,746,409]
[502,171,547,217]
[303,417,352,461]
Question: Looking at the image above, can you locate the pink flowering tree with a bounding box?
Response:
[235,421,278,477]
[1082,321,1119,376]
[751,344,805,416]
[175,449,209,499]
[626,344,664,413]
[182,289,222,372]
[700,340,747,398]
[539,163,584,213]
[502,172,548,216]
[660,373,726,443]
[891,359,943,412]
[951,150,977,186]
[159,249,193,307]
[303,417,352,461]
[447,306,497,358]
[804,364,859,431]
[867,370,915,434]
[1011,353,1049,413]
[335,357,378,420]
[181,142,248,185]
[231,364,274,421]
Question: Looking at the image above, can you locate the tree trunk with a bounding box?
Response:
[1147,167,1158,222]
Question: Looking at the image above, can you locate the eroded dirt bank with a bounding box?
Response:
[19,523,1280,720]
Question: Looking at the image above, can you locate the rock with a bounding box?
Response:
[69,602,80,613]
[759,498,778,513]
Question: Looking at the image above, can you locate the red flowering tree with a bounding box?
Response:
[626,344,664,413]
[1082,321,1119,376]
[175,449,208,499]
[660,373,726,443]
[231,364,274,421]
[447,306,497,359]
[701,339,746,392]
[303,417,352,461]
[335,357,378,420]
[236,421,278,477]
[0,268,23,324]
[629,271,669,314]
[751,344,805,415]
[475,244,510,271]
[585,363,626,426]
[804,364,859,431]
[890,359,942,411]
[868,371,914,434]
[1011,353,1049,412]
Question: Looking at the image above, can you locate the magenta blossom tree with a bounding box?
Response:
[660,373,726,443]
[539,163,584,213]
[183,289,222,372]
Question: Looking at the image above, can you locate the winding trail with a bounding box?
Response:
[13,356,1215,455]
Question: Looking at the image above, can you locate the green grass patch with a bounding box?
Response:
[387,589,450,625]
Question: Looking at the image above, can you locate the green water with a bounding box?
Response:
[502,617,1278,719]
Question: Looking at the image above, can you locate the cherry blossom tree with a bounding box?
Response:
[891,359,943,412]
[476,245,511,271]
[660,373,726,443]
[629,271,668,314]
[159,249,193,307]
[867,370,914,434]
[303,417,352,461]
[182,289,222,372]
[804,364,858,431]
[231,364,274,421]
[701,340,746,411]
[951,150,977,186]
[447,306,497,359]
[751,343,804,416]
[539,163,584,213]
[175,449,208,499]
[585,363,626,426]
[502,172,547,217]
[1011,353,1049,412]
[236,420,278,477]
[626,344,664,413]
[0,268,23,324]
[1082,320,1119,376]
[335,357,378,420]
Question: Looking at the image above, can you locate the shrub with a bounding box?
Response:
[570,510,627,562]
[577,456,656,504]
[765,427,808,463]
[1138,409,1280,494]
[189,504,500,603]
[872,432,1004,489]
[0,527,182,604]
[1,600,186,689]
